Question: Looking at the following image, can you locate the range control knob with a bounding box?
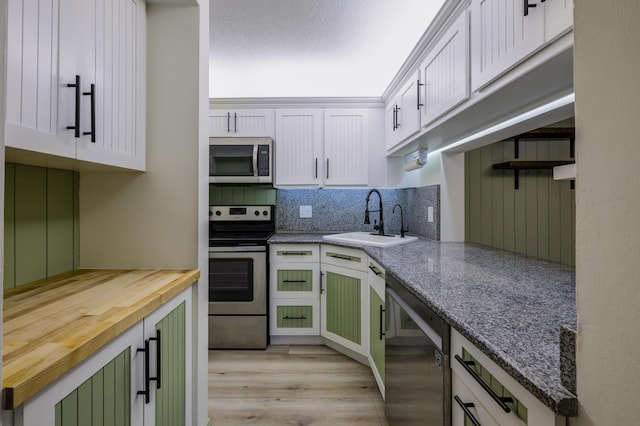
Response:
[254,210,260,216]
[263,210,269,216]
[215,210,222,216]
[209,210,213,217]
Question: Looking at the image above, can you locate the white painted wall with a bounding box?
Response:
[1,0,7,420]
[574,1,640,425]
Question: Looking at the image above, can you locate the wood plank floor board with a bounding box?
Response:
[209,345,388,425]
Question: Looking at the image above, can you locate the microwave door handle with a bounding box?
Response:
[252,144,259,177]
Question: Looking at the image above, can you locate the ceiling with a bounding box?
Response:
[209,0,446,98]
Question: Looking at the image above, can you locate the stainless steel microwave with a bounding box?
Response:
[209,137,273,184]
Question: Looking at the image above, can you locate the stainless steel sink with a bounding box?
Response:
[322,232,418,247]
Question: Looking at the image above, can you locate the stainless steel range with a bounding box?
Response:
[208,205,274,349]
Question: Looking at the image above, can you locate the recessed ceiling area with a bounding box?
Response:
[209,0,446,98]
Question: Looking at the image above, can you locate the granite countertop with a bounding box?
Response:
[269,232,577,416]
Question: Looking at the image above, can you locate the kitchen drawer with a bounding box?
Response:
[452,371,501,426]
[270,298,320,336]
[321,244,367,272]
[270,262,320,299]
[368,258,385,300]
[451,328,564,426]
[270,244,320,263]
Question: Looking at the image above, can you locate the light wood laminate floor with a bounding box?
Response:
[208,345,388,425]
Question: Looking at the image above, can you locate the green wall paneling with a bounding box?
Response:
[209,185,276,205]
[4,163,79,289]
[155,301,186,426]
[277,305,314,328]
[369,287,385,382]
[277,269,313,292]
[465,136,576,267]
[325,271,361,344]
[15,164,47,286]
[4,163,15,289]
[55,348,131,426]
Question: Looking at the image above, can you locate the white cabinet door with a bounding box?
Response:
[76,0,146,170]
[209,109,275,137]
[5,0,146,171]
[544,0,573,42]
[323,109,368,186]
[470,0,544,91]
[274,109,323,186]
[397,71,421,142]
[420,11,470,126]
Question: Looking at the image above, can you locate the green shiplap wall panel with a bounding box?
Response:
[15,164,47,286]
[369,287,385,382]
[326,271,361,344]
[209,185,276,205]
[277,269,313,292]
[465,135,576,267]
[4,163,79,289]
[55,348,130,426]
[156,302,186,426]
[47,169,75,276]
[4,163,15,289]
[277,305,314,328]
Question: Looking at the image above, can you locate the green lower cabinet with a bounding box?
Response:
[325,271,361,345]
[154,302,186,426]
[369,287,385,383]
[55,348,131,426]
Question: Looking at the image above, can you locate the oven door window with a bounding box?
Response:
[210,145,255,176]
[209,257,254,302]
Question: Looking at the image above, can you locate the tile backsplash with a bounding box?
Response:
[276,185,440,240]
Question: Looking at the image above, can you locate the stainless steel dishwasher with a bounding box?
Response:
[385,275,451,425]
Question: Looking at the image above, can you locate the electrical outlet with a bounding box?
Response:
[299,205,312,218]
[428,206,434,222]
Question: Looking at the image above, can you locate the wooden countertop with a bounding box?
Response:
[2,268,200,409]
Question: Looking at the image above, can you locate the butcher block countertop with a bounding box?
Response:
[2,268,200,409]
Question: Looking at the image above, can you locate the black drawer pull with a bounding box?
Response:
[280,251,310,256]
[368,265,383,276]
[455,354,512,412]
[454,396,481,426]
[327,253,354,261]
[379,305,386,340]
[283,315,307,320]
[282,280,307,283]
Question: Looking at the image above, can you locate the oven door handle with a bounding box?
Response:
[209,246,266,253]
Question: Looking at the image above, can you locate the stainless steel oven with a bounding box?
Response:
[385,274,451,425]
[208,205,274,349]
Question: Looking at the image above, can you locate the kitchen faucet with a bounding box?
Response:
[393,204,408,238]
[364,189,385,236]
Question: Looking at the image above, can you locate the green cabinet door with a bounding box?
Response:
[369,287,385,383]
[325,270,361,345]
[154,301,186,426]
[55,348,131,426]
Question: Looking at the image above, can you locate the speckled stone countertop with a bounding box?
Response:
[269,233,578,416]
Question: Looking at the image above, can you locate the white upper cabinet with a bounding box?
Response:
[544,0,574,42]
[5,0,146,171]
[275,109,323,186]
[209,109,275,138]
[470,0,545,91]
[420,11,470,126]
[385,71,421,151]
[323,109,369,186]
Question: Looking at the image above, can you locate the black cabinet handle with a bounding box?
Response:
[392,106,396,131]
[66,75,81,138]
[282,280,307,283]
[280,251,310,256]
[455,354,513,412]
[326,158,329,179]
[320,271,324,295]
[283,315,307,320]
[82,83,96,142]
[379,305,386,340]
[417,79,424,110]
[454,396,481,426]
[234,112,237,132]
[524,0,537,16]
[227,112,230,133]
[395,106,401,128]
[368,265,383,277]
[315,158,318,179]
[326,253,352,261]
[137,340,151,404]
[150,329,161,389]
